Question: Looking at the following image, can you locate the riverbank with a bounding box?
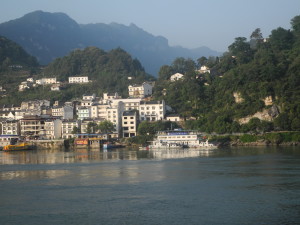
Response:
[210,132,300,147]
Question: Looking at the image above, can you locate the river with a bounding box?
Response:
[0,146,300,225]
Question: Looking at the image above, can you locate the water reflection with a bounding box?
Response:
[0,148,141,165]
[0,169,70,180]
[149,149,216,159]
[0,147,219,165]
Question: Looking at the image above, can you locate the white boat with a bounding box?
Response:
[148,130,217,149]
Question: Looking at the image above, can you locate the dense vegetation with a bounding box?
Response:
[0,46,155,105]
[44,47,155,97]
[154,15,300,133]
[0,36,38,70]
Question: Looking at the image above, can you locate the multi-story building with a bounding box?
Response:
[111,98,141,111]
[68,76,89,83]
[91,103,109,119]
[78,107,91,120]
[51,105,74,119]
[106,101,125,135]
[44,119,62,139]
[103,92,121,101]
[122,111,138,138]
[0,119,20,135]
[128,82,152,98]
[82,94,96,101]
[20,115,46,137]
[36,78,57,85]
[61,119,81,139]
[21,100,50,110]
[139,100,165,121]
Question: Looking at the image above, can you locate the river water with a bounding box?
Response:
[0,146,300,225]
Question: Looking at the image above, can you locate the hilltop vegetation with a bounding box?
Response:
[44,47,155,97]
[0,45,155,105]
[155,15,300,133]
[0,36,39,99]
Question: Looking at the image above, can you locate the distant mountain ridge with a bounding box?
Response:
[0,10,221,75]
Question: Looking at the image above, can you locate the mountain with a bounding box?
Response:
[0,11,221,75]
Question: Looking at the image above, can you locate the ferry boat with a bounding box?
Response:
[148,130,217,149]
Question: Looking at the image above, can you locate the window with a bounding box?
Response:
[124,117,127,119]
[152,106,155,110]
[130,117,134,119]
[141,107,144,110]
[124,122,128,124]
[130,122,134,124]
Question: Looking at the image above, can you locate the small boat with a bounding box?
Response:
[3,142,34,151]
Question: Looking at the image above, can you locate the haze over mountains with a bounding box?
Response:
[0,10,221,75]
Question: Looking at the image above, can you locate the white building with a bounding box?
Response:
[111,98,141,111]
[198,66,210,74]
[106,101,125,135]
[36,78,57,85]
[91,103,109,120]
[170,73,184,82]
[51,84,61,91]
[83,94,96,101]
[61,120,81,139]
[139,100,165,121]
[0,120,20,135]
[19,81,31,91]
[44,119,62,139]
[68,76,89,83]
[27,77,34,83]
[103,92,121,101]
[51,105,74,119]
[166,114,182,122]
[78,107,91,120]
[122,111,138,138]
[128,82,152,98]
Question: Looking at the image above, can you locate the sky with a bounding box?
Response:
[1,0,300,52]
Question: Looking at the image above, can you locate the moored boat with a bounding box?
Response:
[3,142,34,151]
[148,130,217,149]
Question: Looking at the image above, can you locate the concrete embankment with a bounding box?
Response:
[31,140,67,149]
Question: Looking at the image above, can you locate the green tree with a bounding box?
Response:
[97,120,115,134]
[71,126,80,134]
[87,122,97,134]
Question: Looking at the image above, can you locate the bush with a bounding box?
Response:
[239,134,259,143]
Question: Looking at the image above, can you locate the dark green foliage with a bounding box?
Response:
[43,47,154,98]
[0,36,38,70]
[239,134,259,143]
[154,15,300,133]
[0,46,155,105]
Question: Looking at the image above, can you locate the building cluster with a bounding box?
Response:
[18,76,89,91]
[0,82,179,140]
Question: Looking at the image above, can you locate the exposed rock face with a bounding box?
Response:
[268,105,280,118]
[238,105,280,124]
[264,96,273,106]
[233,92,244,103]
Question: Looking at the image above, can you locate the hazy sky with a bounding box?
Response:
[1,0,300,52]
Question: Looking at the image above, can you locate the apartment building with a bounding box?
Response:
[139,100,165,121]
[122,111,138,138]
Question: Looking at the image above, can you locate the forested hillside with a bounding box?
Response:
[155,15,300,133]
[44,47,154,96]
[0,36,39,98]
[0,36,38,70]
[0,46,155,105]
